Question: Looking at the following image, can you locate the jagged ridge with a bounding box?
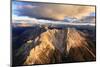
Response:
[13,27,96,66]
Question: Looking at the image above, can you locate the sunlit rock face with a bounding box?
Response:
[24,29,67,65]
[65,28,96,62]
[13,26,96,65]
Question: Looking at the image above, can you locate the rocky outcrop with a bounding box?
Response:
[13,27,96,66]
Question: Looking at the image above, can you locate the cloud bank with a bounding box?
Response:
[13,2,95,20]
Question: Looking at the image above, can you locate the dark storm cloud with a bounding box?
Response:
[13,2,95,20]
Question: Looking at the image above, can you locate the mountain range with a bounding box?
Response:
[12,25,96,66]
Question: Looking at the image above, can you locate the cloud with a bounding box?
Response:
[13,2,95,20]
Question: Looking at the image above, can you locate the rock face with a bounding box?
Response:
[12,27,96,66]
[65,28,96,62]
[24,29,67,65]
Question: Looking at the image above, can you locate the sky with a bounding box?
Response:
[12,1,96,21]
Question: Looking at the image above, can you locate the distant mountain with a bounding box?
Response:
[63,17,78,22]
[12,19,39,27]
[12,18,95,29]
[63,16,95,23]
[79,16,95,23]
